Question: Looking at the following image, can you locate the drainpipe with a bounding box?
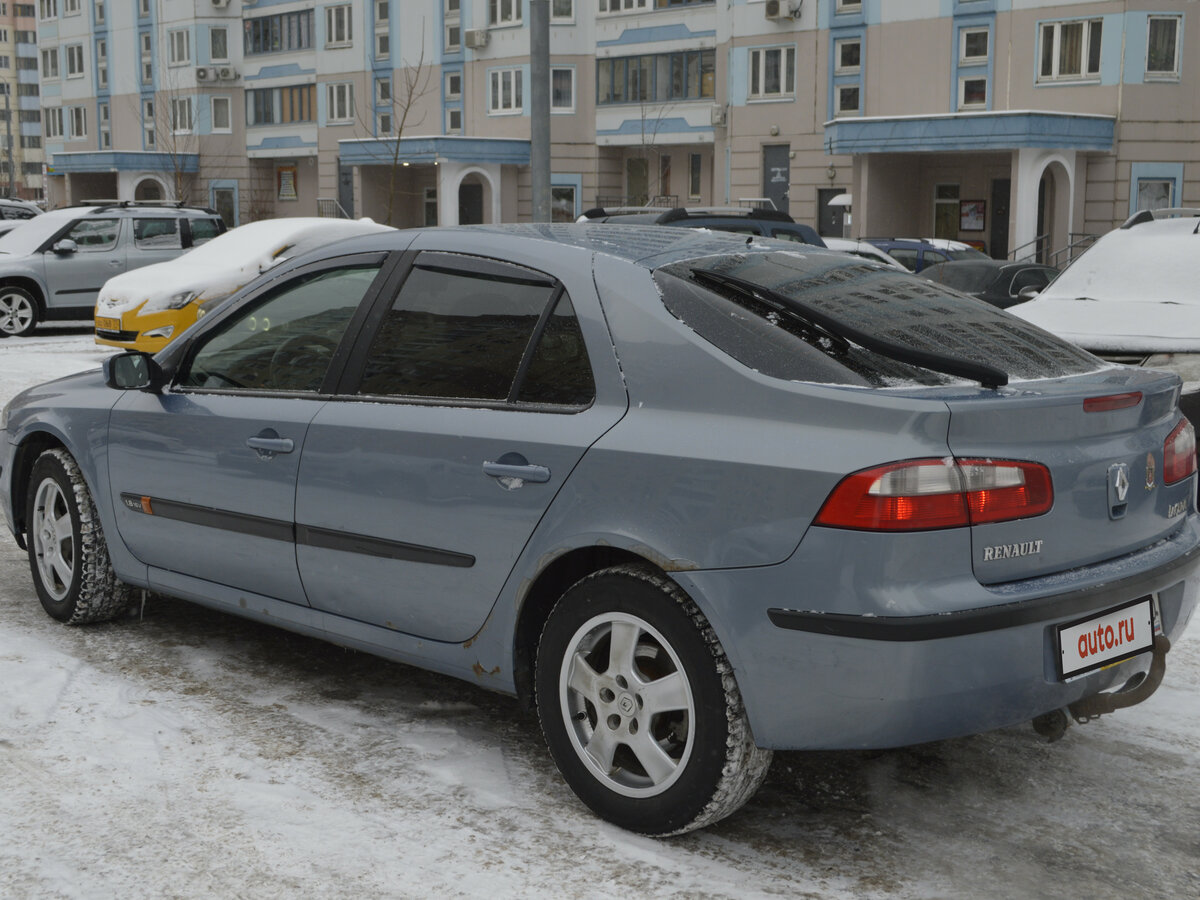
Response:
[530,0,551,222]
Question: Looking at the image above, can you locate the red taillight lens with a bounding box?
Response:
[814,458,1053,531]
[1083,392,1142,413]
[1163,418,1196,485]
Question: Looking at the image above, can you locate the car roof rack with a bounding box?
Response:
[579,206,665,220]
[657,206,794,224]
[1120,207,1200,229]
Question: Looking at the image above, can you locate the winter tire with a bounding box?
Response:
[26,448,134,624]
[0,285,38,337]
[535,564,772,835]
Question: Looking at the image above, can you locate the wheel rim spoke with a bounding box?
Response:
[566,651,602,701]
[32,478,73,601]
[627,731,679,785]
[638,670,691,716]
[51,550,73,588]
[583,724,619,772]
[606,619,641,677]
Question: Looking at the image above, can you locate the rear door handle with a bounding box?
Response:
[483,452,550,485]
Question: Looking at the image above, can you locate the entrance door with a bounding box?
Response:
[626,158,649,205]
[990,178,1010,260]
[817,188,846,237]
[762,144,790,214]
[459,182,483,224]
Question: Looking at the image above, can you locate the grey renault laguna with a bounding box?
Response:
[2,225,1197,834]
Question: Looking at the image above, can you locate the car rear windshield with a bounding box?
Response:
[654,251,1101,387]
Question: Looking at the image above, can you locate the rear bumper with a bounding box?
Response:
[673,518,1200,750]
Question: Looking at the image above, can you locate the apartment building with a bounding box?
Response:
[38,1,1197,260]
[1,1,42,201]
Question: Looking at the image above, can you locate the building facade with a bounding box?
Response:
[2,1,43,201]
[37,0,1197,260]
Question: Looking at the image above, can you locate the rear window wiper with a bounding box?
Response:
[690,267,1009,389]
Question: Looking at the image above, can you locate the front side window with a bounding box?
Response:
[181,264,383,393]
[326,5,352,46]
[358,256,585,403]
[490,68,523,114]
[1146,16,1181,78]
[750,46,796,98]
[1039,19,1103,82]
[65,218,119,249]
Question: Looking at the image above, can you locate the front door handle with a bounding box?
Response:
[247,429,295,458]
[483,452,551,488]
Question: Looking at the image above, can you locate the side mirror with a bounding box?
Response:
[103,351,166,393]
[1016,285,1042,302]
[51,239,78,254]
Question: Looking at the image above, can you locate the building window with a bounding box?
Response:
[551,67,574,112]
[169,29,191,66]
[281,85,315,122]
[1136,178,1173,212]
[41,48,58,79]
[960,28,989,64]
[749,46,796,99]
[244,11,315,55]
[835,0,861,12]
[171,97,193,133]
[1038,19,1103,82]
[143,100,155,149]
[43,106,63,139]
[934,183,960,238]
[445,22,460,51]
[68,105,86,139]
[375,1,389,56]
[446,71,462,99]
[94,0,103,22]
[1146,16,1181,79]
[62,0,77,14]
[140,32,153,85]
[446,107,462,133]
[211,27,229,63]
[138,0,148,16]
[99,102,110,148]
[378,112,393,134]
[326,82,354,122]
[211,96,231,132]
[424,186,438,226]
[489,0,520,26]
[689,153,702,199]
[551,0,573,22]
[96,39,107,89]
[376,32,390,58]
[836,84,860,115]
[377,78,391,104]
[596,49,715,104]
[65,44,84,78]
[489,67,523,114]
[38,0,54,20]
[599,0,647,10]
[958,76,987,109]
[326,5,352,46]
[834,38,860,74]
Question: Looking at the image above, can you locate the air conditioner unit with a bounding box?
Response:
[765,0,801,19]
[211,0,230,8]
[464,29,489,50]
[710,104,727,127]
[217,66,239,80]
[195,66,215,82]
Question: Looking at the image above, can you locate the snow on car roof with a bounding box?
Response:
[0,206,100,255]
[1012,216,1200,351]
[98,217,395,313]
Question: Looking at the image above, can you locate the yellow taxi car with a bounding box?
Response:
[94,217,394,352]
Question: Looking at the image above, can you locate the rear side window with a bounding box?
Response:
[358,254,592,406]
[133,218,181,249]
[188,218,223,245]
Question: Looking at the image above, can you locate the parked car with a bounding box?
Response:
[822,237,906,269]
[95,217,396,352]
[865,237,988,272]
[0,202,225,337]
[923,259,1060,308]
[1013,207,1200,425]
[0,198,42,239]
[4,224,1197,836]
[579,205,826,246]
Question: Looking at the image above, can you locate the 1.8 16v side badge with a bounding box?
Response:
[1108,462,1130,520]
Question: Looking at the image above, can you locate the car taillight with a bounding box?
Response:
[814,458,1053,532]
[1163,418,1196,485]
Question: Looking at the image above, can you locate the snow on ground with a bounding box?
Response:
[2,328,1199,899]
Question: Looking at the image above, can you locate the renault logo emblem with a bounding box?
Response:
[1145,453,1156,491]
[1108,463,1130,519]
[1113,465,1129,502]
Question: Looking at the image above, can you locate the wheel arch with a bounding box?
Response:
[511,545,676,708]
[0,275,47,310]
[8,429,70,542]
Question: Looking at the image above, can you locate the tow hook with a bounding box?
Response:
[1033,634,1171,741]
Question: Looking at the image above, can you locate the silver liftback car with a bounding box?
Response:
[2,225,1197,835]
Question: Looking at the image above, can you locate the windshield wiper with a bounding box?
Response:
[690,267,1008,389]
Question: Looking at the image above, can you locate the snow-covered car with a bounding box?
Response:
[1012,208,1200,426]
[822,237,906,269]
[3,225,1198,836]
[95,217,395,352]
[923,259,1060,308]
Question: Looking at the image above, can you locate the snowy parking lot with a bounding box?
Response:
[2,327,1199,899]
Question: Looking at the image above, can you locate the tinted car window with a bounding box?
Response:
[180,264,382,392]
[517,294,595,406]
[134,218,182,249]
[889,248,919,270]
[1010,267,1053,295]
[189,218,222,245]
[65,218,120,249]
[359,259,557,401]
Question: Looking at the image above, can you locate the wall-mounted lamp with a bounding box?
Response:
[826,164,837,182]
[770,124,780,136]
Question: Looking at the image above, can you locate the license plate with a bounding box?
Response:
[96,316,121,332]
[1057,597,1154,679]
